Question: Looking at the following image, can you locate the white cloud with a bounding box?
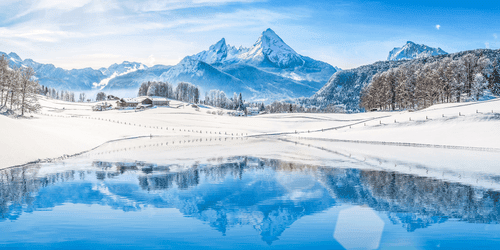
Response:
[0,27,85,42]
[435,24,440,30]
[34,0,93,11]
[485,42,490,49]
[13,0,94,20]
[494,33,498,39]
[125,0,258,12]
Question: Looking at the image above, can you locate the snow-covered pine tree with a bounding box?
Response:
[237,93,244,110]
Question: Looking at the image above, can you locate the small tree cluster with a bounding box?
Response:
[96,92,107,101]
[0,55,41,115]
[175,82,199,103]
[203,90,245,110]
[361,53,493,111]
[138,81,200,103]
[138,81,174,99]
[263,101,344,114]
[39,85,77,102]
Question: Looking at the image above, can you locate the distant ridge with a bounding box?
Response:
[388,41,447,61]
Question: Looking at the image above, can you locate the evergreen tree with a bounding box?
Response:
[96,92,106,101]
[488,67,500,96]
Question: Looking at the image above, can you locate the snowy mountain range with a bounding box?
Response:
[157,28,339,101]
[0,51,170,92]
[387,41,447,61]
[0,28,338,102]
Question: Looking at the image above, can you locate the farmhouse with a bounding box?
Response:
[116,98,139,108]
[117,97,170,109]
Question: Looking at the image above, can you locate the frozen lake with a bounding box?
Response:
[2,138,500,249]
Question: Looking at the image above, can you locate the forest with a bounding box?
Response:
[360,53,500,111]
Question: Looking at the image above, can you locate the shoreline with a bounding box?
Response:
[2,96,500,170]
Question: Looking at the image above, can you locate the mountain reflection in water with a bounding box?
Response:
[1,157,500,248]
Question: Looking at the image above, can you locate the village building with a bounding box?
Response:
[246,107,260,116]
[116,99,139,108]
[152,99,169,106]
[116,97,169,109]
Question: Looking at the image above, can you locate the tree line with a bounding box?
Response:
[361,53,500,111]
[203,90,245,110]
[39,85,78,102]
[138,81,200,103]
[0,55,40,116]
[137,81,249,111]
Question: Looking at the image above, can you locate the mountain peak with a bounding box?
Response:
[210,38,227,53]
[262,28,279,39]
[388,41,447,61]
[240,28,304,68]
[8,52,22,62]
[192,38,231,64]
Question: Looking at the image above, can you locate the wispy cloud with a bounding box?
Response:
[12,0,95,20]
[435,24,440,30]
[123,0,260,12]
[182,9,302,33]
[494,33,498,39]
[0,26,86,42]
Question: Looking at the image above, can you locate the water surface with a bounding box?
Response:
[2,147,500,249]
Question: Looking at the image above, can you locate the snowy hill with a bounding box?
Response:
[388,41,447,61]
[308,49,500,112]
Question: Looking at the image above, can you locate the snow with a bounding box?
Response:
[238,28,304,68]
[93,64,145,90]
[1,96,499,179]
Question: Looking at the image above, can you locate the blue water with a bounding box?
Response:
[1,157,500,249]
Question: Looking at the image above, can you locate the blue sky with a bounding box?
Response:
[0,0,499,70]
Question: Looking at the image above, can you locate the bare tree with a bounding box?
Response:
[18,67,41,116]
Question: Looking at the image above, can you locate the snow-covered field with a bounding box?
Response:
[1,96,500,170]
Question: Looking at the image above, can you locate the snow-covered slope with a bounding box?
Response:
[309,49,500,112]
[388,41,447,61]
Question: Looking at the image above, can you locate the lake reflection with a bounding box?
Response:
[2,157,500,249]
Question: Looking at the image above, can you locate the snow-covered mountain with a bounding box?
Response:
[388,41,447,61]
[1,28,338,101]
[160,28,338,101]
[238,28,305,68]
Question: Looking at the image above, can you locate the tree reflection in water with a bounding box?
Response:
[1,157,500,244]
